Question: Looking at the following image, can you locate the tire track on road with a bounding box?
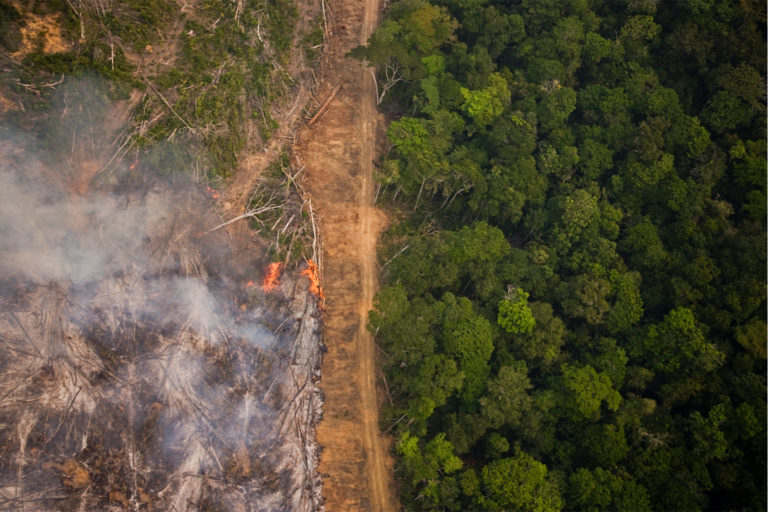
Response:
[297,0,396,507]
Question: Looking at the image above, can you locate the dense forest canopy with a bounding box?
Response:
[355,0,767,510]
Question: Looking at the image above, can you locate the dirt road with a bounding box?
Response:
[296,0,397,507]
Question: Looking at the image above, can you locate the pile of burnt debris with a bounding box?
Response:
[0,161,325,511]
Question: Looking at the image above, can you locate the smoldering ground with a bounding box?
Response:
[0,78,323,511]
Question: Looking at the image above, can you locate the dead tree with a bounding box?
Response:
[205,191,281,233]
[370,58,403,105]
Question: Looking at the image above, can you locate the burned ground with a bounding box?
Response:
[0,106,324,511]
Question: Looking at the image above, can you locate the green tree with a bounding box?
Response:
[619,15,660,60]
[369,285,438,368]
[687,403,728,464]
[735,319,767,359]
[558,363,622,421]
[557,273,611,326]
[351,0,457,81]
[399,354,464,435]
[641,307,724,375]
[568,467,652,511]
[579,336,629,390]
[510,301,566,369]
[444,411,490,455]
[449,221,512,300]
[583,31,614,64]
[731,138,767,222]
[701,64,766,133]
[459,72,510,129]
[398,431,463,505]
[580,423,629,467]
[549,189,600,250]
[619,217,668,269]
[479,360,533,429]
[606,270,644,333]
[497,287,536,334]
[441,293,494,405]
[366,0,767,508]
[537,85,577,133]
[384,116,452,201]
[483,432,511,459]
[478,452,564,511]
[577,138,614,180]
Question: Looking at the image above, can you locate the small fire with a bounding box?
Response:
[246,280,254,288]
[301,259,324,301]
[129,160,138,171]
[205,186,220,199]
[262,262,283,292]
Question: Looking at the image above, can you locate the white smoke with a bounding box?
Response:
[0,78,323,511]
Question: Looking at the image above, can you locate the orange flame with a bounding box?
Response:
[262,262,283,292]
[246,280,254,288]
[129,160,138,171]
[301,259,324,300]
[205,186,220,199]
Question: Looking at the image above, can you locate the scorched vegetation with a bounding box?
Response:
[0,0,331,510]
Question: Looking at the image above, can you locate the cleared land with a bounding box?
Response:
[295,0,397,507]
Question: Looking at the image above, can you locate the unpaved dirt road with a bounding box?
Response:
[296,0,397,507]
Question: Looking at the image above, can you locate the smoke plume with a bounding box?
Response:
[0,78,323,511]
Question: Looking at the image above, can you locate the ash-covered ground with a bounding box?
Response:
[0,87,324,511]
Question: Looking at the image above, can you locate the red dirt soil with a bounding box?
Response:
[295,0,398,507]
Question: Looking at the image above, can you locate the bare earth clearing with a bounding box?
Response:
[220,0,397,506]
[293,0,397,507]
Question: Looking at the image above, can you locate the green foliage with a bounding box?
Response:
[558,363,621,421]
[367,0,767,508]
[459,72,510,128]
[441,293,494,405]
[511,301,566,369]
[580,337,628,390]
[102,0,176,50]
[605,270,644,333]
[556,273,611,326]
[159,0,296,178]
[497,287,535,334]
[701,64,766,132]
[350,0,457,81]
[580,423,629,467]
[264,0,299,55]
[735,319,767,359]
[398,432,463,482]
[397,432,463,506]
[370,284,438,368]
[642,307,724,375]
[537,85,577,133]
[387,116,431,157]
[568,467,652,511]
[479,360,532,429]
[478,452,563,511]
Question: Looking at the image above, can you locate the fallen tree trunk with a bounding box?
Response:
[307,84,341,125]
